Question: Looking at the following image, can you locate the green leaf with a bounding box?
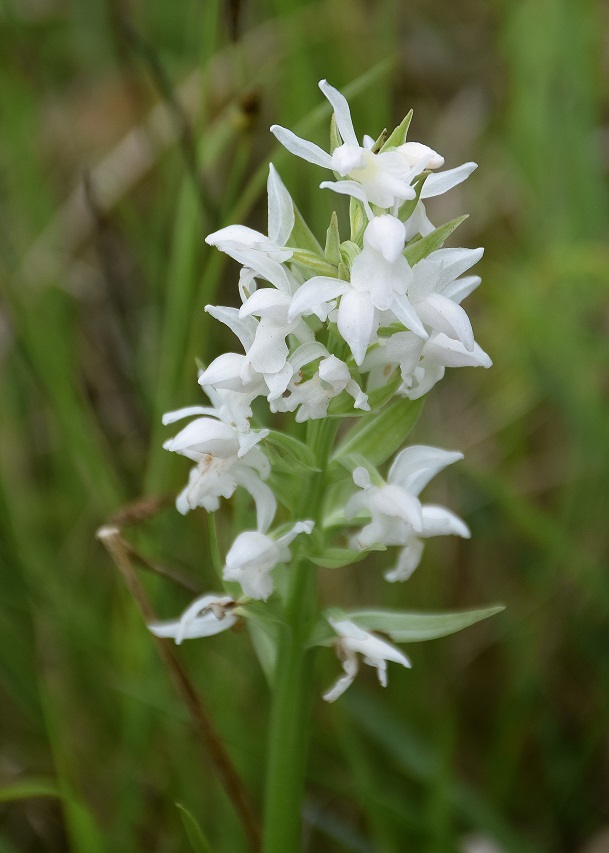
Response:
[398,174,425,222]
[381,109,413,150]
[176,803,214,853]
[365,372,401,410]
[309,544,386,569]
[325,212,341,266]
[247,619,278,686]
[264,431,320,475]
[329,453,384,486]
[346,605,505,642]
[0,779,61,802]
[289,204,324,255]
[404,215,468,266]
[349,196,367,245]
[289,248,338,278]
[339,240,361,274]
[333,397,424,466]
[267,472,300,512]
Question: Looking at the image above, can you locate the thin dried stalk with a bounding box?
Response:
[96,524,261,852]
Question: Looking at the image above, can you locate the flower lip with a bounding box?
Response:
[363,215,406,263]
[331,143,364,176]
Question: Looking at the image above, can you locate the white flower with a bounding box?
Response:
[238,285,315,376]
[205,164,295,285]
[149,594,239,644]
[405,248,485,350]
[223,521,314,601]
[279,353,369,421]
[162,394,275,532]
[363,328,492,400]
[271,80,426,209]
[287,215,427,365]
[384,504,470,583]
[323,617,411,702]
[345,445,464,550]
[402,160,478,240]
[397,142,445,170]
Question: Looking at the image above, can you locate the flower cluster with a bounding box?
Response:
[152,80,492,700]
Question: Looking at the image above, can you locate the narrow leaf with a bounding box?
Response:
[334,397,424,467]
[264,431,320,474]
[290,249,338,278]
[349,196,367,245]
[309,545,386,569]
[339,240,361,274]
[0,779,61,802]
[176,804,214,853]
[325,212,342,265]
[329,453,384,486]
[381,110,413,150]
[289,204,324,255]
[346,605,505,642]
[404,215,468,266]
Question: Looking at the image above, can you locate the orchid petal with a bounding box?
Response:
[389,445,463,496]
[337,289,377,366]
[320,180,373,219]
[421,162,477,199]
[421,505,470,539]
[319,79,358,146]
[233,467,277,533]
[270,124,333,169]
[205,305,257,351]
[287,277,348,322]
[267,163,295,246]
[416,293,475,351]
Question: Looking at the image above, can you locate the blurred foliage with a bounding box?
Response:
[0,0,608,850]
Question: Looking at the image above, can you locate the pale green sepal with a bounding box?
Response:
[349,196,367,245]
[325,212,342,266]
[176,804,213,853]
[289,248,338,278]
[344,604,505,642]
[264,430,321,474]
[333,397,424,467]
[330,453,384,486]
[289,204,324,255]
[404,215,468,266]
[340,240,361,274]
[309,543,386,569]
[370,128,388,153]
[381,109,413,151]
[337,261,349,281]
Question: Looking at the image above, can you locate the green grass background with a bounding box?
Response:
[1,0,608,849]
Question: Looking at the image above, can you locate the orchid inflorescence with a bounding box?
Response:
[149,80,497,703]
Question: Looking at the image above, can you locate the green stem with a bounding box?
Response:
[262,418,338,853]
